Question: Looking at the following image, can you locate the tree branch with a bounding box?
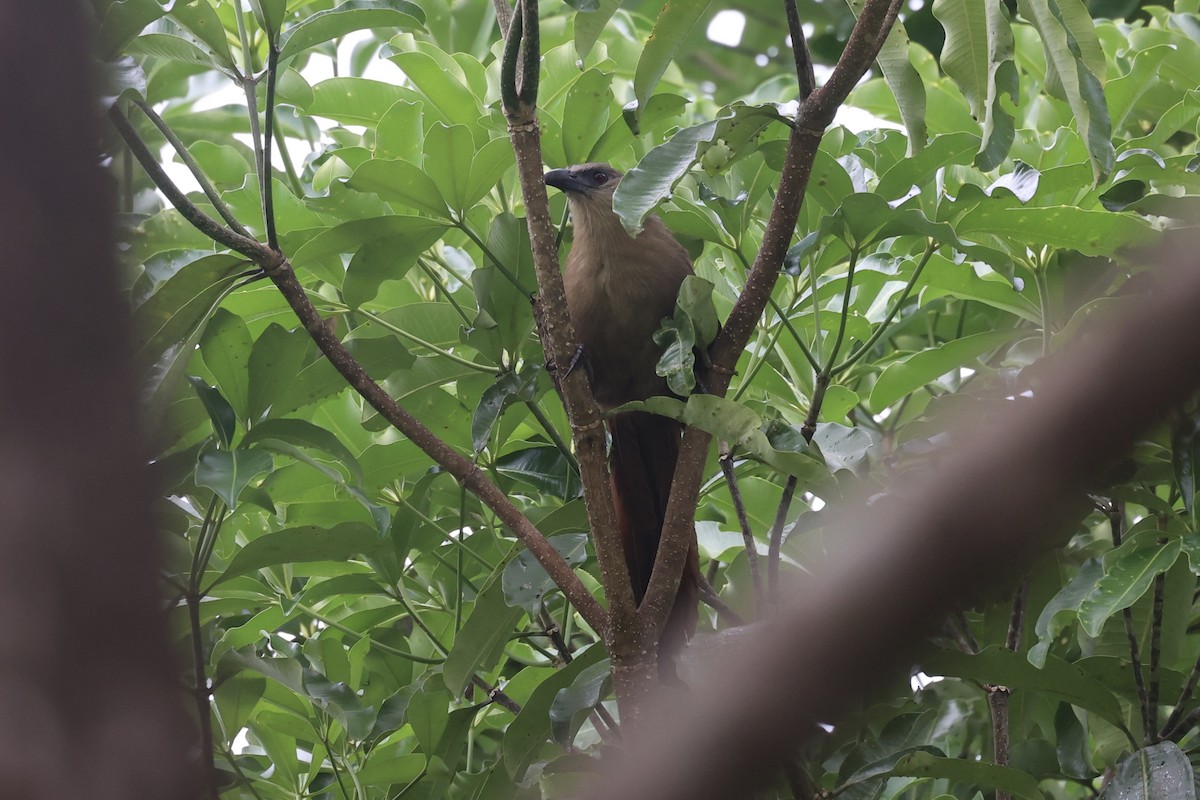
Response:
[498,0,639,643]
[783,0,816,99]
[112,103,608,638]
[766,475,798,609]
[719,448,765,616]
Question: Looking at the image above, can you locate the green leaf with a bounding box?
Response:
[1028,558,1104,667]
[242,418,364,485]
[215,522,385,584]
[496,447,580,498]
[1016,0,1114,180]
[189,377,237,447]
[869,329,1019,410]
[248,0,287,42]
[96,0,170,57]
[1101,742,1196,799]
[574,0,620,60]
[812,422,874,476]
[443,575,525,696]
[550,659,610,745]
[199,308,253,422]
[170,0,237,70]
[1078,530,1182,638]
[346,159,449,217]
[504,644,607,779]
[278,0,425,60]
[343,228,444,309]
[502,533,590,615]
[891,751,1043,800]
[387,45,481,131]
[858,0,927,152]
[562,70,614,164]
[246,323,311,421]
[357,754,427,787]
[956,205,1153,256]
[424,123,475,214]
[1172,413,1200,521]
[307,77,409,125]
[923,647,1128,729]
[126,32,225,69]
[472,368,539,453]
[616,104,785,234]
[195,447,274,508]
[624,395,828,482]
[933,0,1016,169]
[290,215,447,272]
[632,0,713,129]
[214,674,266,735]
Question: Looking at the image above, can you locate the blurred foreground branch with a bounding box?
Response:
[588,230,1200,800]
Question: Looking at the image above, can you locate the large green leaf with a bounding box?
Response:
[1028,558,1104,667]
[923,647,1128,729]
[215,522,385,585]
[631,0,713,129]
[869,329,1019,410]
[199,307,253,422]
[1078,530,1182,637]
[195,447,275,508]
[278,0,425,60]
[1101,743,1196,800]
[502,533,590,615]
[443,575,524,696]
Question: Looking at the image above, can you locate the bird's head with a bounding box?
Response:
[544,163,623,218]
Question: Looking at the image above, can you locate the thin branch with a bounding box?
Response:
[824,247,860,371]
[783,0,816,99]
[262,41,281,251]
[947,610,979,655]
[472,675,522,714]
[834,239,936,375]
[1161,650,1200,738]
[767,476,798,609]
[525,399,581,475]
[719,447,765,617]
[1005,576,1030,652]
[989,684,1012,800]
[117,108,608,638]
[1110,502,1153,743]
[129,98,251,237]
[1165,707,1200,743]
[108,107,264,260]
[1149,571,1166,741]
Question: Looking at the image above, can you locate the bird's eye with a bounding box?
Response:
[591,170,609,185]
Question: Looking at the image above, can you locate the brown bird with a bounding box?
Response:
[544,163,700,667]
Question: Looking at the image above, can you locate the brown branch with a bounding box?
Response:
[992,575,1030,800]
[698,575,746,627]
[766,476,798,609]
[1161,649,1200,738]
[113,102,608,638]
[585,229,1200,800]
[719,448,765,616]
[1149,571,1166,741]
[783,0,816,99]
[1110,503,1153,743]
[492,0,513,36]
[472,675,521,715]
[641,3,902,635]
[499,0,640,670]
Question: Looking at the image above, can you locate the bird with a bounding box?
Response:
[544,162,700,670]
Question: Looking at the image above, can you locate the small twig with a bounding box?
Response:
[1110,502,1153,743]
[946,610,979,655]
[108,106,264,260]
[1164,706,1200,743]
[698,575,746,627]
[130,98,251,237]
[719,446,765,616]
[766,475,798,609]
[472,675,522,714]
[1005,576,1030,652]
[988,684,1012,800]
[783,0,816,99]
[1149,571,1166,741]
[262,41,281,251]
[1161,650,1200,738]
[492,0,513,35]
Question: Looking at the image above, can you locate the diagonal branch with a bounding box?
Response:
[111,104,608,638]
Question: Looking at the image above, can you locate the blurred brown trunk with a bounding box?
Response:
[0,3,198,798]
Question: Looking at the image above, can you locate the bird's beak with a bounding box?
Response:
[544,168,590,195]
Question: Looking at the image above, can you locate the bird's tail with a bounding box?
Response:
[607,411,699,673]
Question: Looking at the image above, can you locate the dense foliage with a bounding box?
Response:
[101,0,1200,797]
